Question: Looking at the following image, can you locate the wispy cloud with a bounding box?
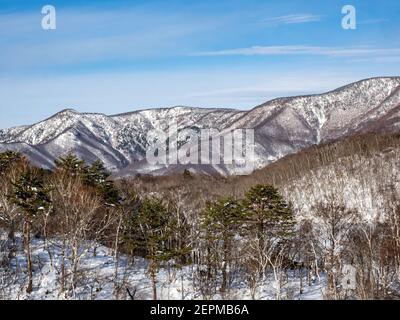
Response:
[261,14,323,24]
[358,18,389,25]
[349,56,400,63]
[192,45,400,59]
[0,7,227,73]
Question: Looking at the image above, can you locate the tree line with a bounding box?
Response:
[1,149,400,300]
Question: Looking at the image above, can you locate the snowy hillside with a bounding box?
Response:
[281,146,400,222]
[0,77,399,175]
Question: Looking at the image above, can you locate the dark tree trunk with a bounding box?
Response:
[150,260,158,300]
[24,218,33,294]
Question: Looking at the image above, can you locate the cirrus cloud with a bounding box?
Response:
[192,45,400,59]
[261,14,323,24]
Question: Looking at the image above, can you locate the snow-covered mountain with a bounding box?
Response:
[1,77,399,175]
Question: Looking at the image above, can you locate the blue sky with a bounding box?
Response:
[0,0,399,128]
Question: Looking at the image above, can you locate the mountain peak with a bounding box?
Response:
[0,77,399,176]
[57,108,79,115]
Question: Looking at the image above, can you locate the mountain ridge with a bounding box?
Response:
[1,76,400,175]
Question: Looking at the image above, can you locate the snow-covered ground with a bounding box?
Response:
[0,232,325,300]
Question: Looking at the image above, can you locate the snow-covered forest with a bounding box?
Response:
[1,132,400,300]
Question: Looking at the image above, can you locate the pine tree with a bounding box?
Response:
[11,169,51,293]
[200,197,244,297]
[85,160,119,204]
[0,151,23,175]
[54,153,87,176]
[242,184,295,299]
[85,160,109,185]
[123,197,174,300]
[0,151,26,255]
[243,184,295,241]
[55,155,119,204]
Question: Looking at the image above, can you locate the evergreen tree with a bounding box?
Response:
[201,197,244,297]
[85,160,119,204]
[0,151,26,253]
[11,169,51,293]
[54,155,119,204]
[243,184,295,240]
[54,153,87,176]
[85,160,109,185]
[123,197,174,300]
[242,185,295,298]
[0,151,23,175]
